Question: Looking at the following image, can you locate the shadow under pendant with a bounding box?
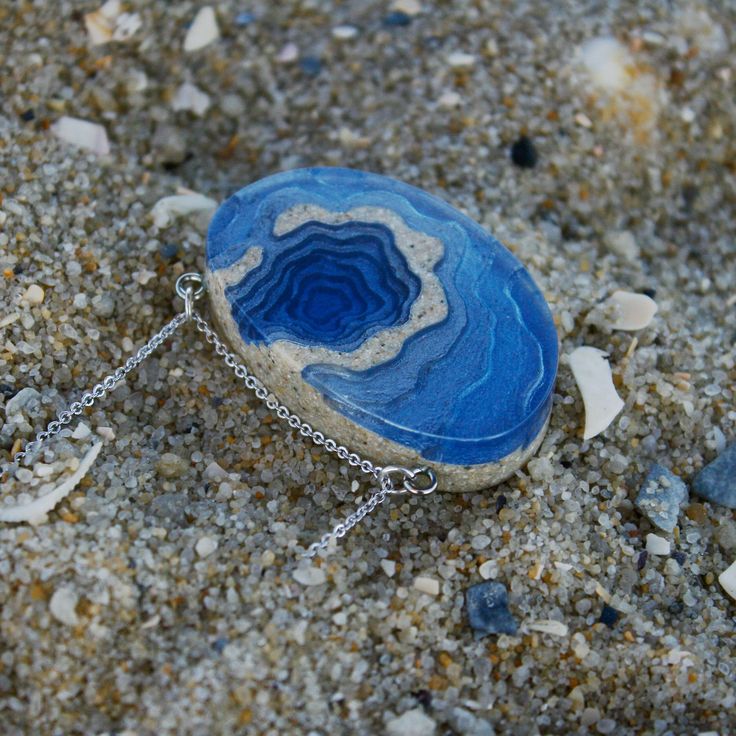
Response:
[205,167,558,492]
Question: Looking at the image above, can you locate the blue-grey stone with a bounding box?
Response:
[465,581,518,636]
[693,443,736,509]
[205,168,558,490]
[635,463,688,532]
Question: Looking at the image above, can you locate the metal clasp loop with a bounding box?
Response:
[378,465,438,495]
[175,272,206,320]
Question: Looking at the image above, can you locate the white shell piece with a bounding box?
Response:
[569,346,625,440]
[51,117,110,155]
[646,532,671,556]
[183,6,220,52]
[0,441,103,525]
[719,560,736,601]
[151,193,217,228]
[171,82,211,116]
[606,290,658,330]
[527,620,569,637]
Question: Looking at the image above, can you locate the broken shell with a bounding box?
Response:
[719,560,736,601]
[151,192,217,229]
[51,116,110,156]
[569,346,624,440]
[605,290,658,330]
[84,0,120,46]
[0,441,103,525]
[183,6,220,52]
[171,82,211,116]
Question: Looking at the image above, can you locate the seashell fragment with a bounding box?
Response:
[183,6,220,52]
[84,0,141,46]
[719,560,736,601]
[51,116,110,155]
[527,620,569,637]
[171,82,211,116]
[569,346,624,440]
[151,192,217,228]
[0,441,103,525]
[604,290,658,331]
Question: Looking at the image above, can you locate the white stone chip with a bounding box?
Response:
[151,192,217,228]
[293,565,327,586]
[527,620,569,637]
[646,532,671,556]
[184,6,220,52]
[569,346,624,440]
[171,82,211,116]
[21,284,44,305]
[51,117,110,156]
[276,42,299,64]
[381,559,397,577]
[386,708,436,736]
[332,25,358,40]
[413,576,440,595]
[392,0,423,15]
[195,536,218,558]
[0,442,103,525]
[71,422,92,440]
[478,560,498,579]
[49,586,80,626]
[605,290,658,331]
[447,51,476,68]
[719,560,736,601]
[85,0,141,45]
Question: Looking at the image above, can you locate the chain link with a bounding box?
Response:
[3,312,187,471]
[2,272,438,556]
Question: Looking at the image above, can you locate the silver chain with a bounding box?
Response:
[1,272,438,556]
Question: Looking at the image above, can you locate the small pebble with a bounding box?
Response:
[332,25,358,40]
[293,565,326,586]
[465,581,518,636]
[156,452,188,479]
[299,56,322,76]
[527,620,569,637]
[599,604,619,628]
[386,708,436,736]
[383,11,412,27]
[413,576,440,595]
[692,444,736,509]
[646,533,670,556]
[447,51,476,68]
[381,559,396,577]
[471,534,491,550]
[478,560,498,580]
[49,586,79,626]
[234,11,255,26]
[510,135,538,169]
[195,536,218,558]
[22,284,45,305]
[5,387,41,418]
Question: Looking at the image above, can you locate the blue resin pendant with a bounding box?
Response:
[205,168,558,491]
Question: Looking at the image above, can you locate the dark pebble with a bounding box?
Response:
[159,243,180,260]
[465,581,518,637]
[599,604,619,628]
[692,444,736,509]
[299,56,322,76]
[234,11,256,26]
[637,550,648,570]
[642,288,657,299]
[668,600,684,615]
[510,136,538,169]
[13,264,24,275]
[412,689,432,709]
[20,109,35,122]
[383,11,412,27]
[495,494,507,513]
[0,383,15,398]
[212,637,229,654]
[671,550,686,566]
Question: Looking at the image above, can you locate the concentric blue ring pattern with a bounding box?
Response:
[227,220,421,352]
[207,167,558,466]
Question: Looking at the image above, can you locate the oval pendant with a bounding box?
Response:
[205,168,558,491]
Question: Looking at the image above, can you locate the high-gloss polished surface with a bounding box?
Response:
[206,167,558,468]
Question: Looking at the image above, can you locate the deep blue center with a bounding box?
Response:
[226,221,421,352]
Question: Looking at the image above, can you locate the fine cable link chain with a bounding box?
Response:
[2,272,438,556]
